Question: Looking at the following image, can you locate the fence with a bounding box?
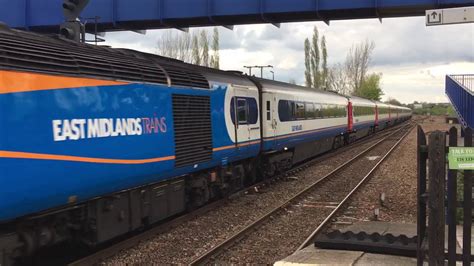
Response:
[417,126,473,265]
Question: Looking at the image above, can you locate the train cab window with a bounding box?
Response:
[230,97,258,125]
[266,101,271,121]
[237,98,247,124]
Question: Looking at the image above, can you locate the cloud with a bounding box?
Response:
[374,61,474,103]
[102,17,474,104]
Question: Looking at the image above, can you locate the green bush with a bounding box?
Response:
[412,104,455,116]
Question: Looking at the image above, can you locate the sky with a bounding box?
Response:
[103,16,474,104]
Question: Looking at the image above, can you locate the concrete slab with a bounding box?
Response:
[274,245,418,266]
[384,223,417,237]
[355,253,417,265]
[274,246,363,266]
[276,222,474,265]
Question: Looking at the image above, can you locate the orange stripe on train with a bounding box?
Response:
[0,70,127,94]
[212,140,261,152]
[0,150,175,164]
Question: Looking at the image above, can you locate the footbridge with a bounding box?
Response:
[446,75,474,129]
[0,0,473,33]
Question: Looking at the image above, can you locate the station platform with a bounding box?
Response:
[275,221,473,265]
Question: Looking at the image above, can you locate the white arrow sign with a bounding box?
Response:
[426,7,474,26]
[426,9,442,25]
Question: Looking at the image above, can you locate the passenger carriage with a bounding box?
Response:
[259,80,348,166]
[348,96,377,139]
[375,101,392,130]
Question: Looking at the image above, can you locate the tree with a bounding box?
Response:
[386,98,402,106]
[311,26,320,89]
[345,40,375,94]
[200,30,209,67]
[192,34,201,65]
[210,27,220,69]
[353,73,383,101]
[326,63,349,95]
[321,35,328,90]
[303,26,329,90]
[304,38,312,88]
[289,78,297,85]
[157,28,220,68]
[157,30,192,63]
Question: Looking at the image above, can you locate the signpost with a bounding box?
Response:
[426,6,474,26]
[448,147,474,170]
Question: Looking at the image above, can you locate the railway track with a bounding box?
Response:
[189,122,414,265]
[68,122,412,266]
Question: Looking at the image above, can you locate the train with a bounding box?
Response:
[0,26,411,262]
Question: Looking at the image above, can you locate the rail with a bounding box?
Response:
[68,121,409,266]
[297,122,414,250]
[446,74,474,128]
[190,122,414,265]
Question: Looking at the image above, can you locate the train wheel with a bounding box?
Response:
[187,175,210,209]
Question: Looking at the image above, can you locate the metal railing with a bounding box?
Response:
[446,75,474,129]
[450,74,474,93]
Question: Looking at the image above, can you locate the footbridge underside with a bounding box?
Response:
[0,0,473,33]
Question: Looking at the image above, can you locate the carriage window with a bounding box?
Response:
[321,104,331,117]
[314,104,322,118]
[278,100,291,122]
[320,104,346,118]
[354,106,365,116]
[336,105,345,117]
[278,101,352,121]
[296,102,305,119]
[379,107,389,115]
[247,98,258,124]
[306,103,315,119]
[266,101,271,121]
[289,101,296,119]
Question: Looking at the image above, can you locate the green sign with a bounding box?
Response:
[448,147,474,170]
